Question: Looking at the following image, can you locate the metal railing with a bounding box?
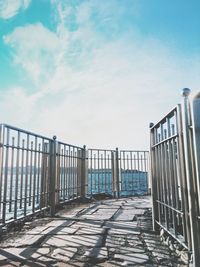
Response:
[150,89,200,266]
[0,124,149,229]
[0,124,86,225]
[86,148,149,197]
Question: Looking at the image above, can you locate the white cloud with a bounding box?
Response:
[1,1,200,150]
[4,23,60,83]
[0,0,31,19]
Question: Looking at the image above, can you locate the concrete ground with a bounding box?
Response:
[0,196,187,266]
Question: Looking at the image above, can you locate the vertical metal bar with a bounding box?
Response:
[49,136,57,216]
[69,147,72,199]
[74,150,77,198]
[111,151,115,196]
[107,153,110,193]
[177,104,191,245]
[69,148,72,199]
[104,150,106,193]
[56,143,60,204]
[192,92,200,215]
[14,131,20,219]
[29,141,33,206]
[2,128,10,223]
[150,123,160,232]
[126,153,129,194]
[137,151,140,191]
[65,148,67,199]
[97,150,100,193]
[19,139,25,209]
[9,137,14,212]
[72,147,75,199]
[140,153,144,191]
[182,88,200,266]
[94,153,96,193]
[0,125,5,218]
[36,143,41,204]
[24,134,29,216]
[130,151,133,193]
[134,154,138,191]
[61,148,66,201]
[66,149,69,199]
[115,148,120,198]
[32,137,37,213]
[40,139,45,210]
[89,149,92,195]
[81,145,86,198]
[101,153,103,193]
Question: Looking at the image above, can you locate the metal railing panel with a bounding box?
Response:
[87,148,149,197]
[150,107,188,245]
[150,89,200,266]
[0,125,51,226]
[87,149,115,196]
[119,150,149,197]
[56,142,84,202]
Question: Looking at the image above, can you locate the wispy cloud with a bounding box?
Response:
[4,23,60,84]
[0,0,31,19]
[1,0,200,149]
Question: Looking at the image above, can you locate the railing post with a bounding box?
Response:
[49,135,57,217]
[112,148,120,198]
[115,148,120,198]
[149,122,159,232]
[0,125,4,221]
[182,88,200,266]
[81,145,87,198]
[190,91,200,266]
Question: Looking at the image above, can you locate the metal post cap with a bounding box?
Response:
[53,135,57,140]
[149,122,154,128]
[182,88,191,97]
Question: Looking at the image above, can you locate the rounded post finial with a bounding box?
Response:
[53,135,57,140]
[182,88,191,97]
[149,122,154,128]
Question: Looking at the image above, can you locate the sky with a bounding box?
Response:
[0,0,200,150]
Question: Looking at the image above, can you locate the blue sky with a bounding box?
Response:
[0,0,200,149]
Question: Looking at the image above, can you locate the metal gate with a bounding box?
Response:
[150,88,200,266]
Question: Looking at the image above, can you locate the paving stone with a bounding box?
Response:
[83,247,108,259]
[113,213,135,221]
[53,226,77,235]
[108,228,140,235]
[109,246,145,254]
[0,248,25,260]
[27,224,76,235]
[106,234,141,247]
[75,227,105,235]
[51,247,77,262]
[72,220,103,228]
[31,248,51,259]
[0,260,22,267]
[96,205,121,209]
[114,253,149,265]
[44,234,103,247]
[82,214,113,220]
[105,221,138,229]
[1,234,45,248]
[151,249,171,261]
[53,260,86,267]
